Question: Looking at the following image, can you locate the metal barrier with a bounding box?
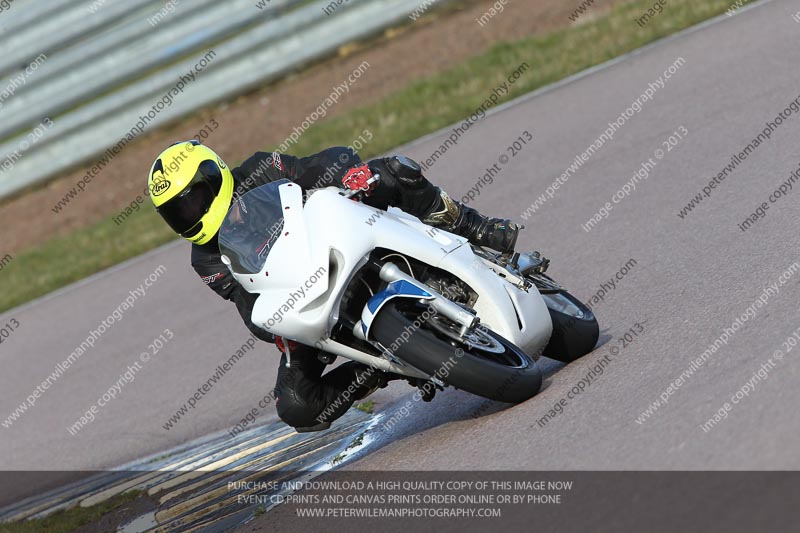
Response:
[0,0,433,199]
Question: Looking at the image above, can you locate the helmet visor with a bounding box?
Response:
[155,160,224,237]
[198,159,224,195]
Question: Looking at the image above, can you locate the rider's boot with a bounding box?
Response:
[341,361,399,401]
[423,188,521,253]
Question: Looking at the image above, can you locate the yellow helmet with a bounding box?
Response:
[149,141,234,245]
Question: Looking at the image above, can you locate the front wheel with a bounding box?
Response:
[371,301,542,403]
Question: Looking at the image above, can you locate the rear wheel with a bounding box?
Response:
[371,301,542,403]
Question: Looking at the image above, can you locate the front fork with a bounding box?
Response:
[352,259,479,344]
[378,262,479,335]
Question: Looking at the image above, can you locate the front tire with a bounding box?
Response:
[371,302,542,403]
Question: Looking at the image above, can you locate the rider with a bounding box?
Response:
[148,140,519,432]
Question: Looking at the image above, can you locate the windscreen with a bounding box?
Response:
[218,180,289,275]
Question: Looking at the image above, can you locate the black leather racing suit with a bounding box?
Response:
[191,146,440,429]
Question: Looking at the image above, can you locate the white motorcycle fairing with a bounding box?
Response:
[220,181,553,374]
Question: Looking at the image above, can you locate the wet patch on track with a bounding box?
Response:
[0,410,378,532]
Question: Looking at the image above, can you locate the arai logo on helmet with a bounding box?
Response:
[150,178,171,196]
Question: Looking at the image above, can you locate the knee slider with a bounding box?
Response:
[387,156,424,187]
[275,394,320,428]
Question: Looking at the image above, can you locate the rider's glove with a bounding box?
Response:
[341,164,376,196]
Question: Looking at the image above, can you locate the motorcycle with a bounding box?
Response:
[218,176,599,407]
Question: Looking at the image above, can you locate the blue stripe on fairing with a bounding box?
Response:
[366,280,432,314]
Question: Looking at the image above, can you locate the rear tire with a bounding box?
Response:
[371,302,542,403]
[541,291,599,363]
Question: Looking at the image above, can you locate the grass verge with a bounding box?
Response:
[354,400,375,414]
[0,490,143,533]
[0,0,754,313]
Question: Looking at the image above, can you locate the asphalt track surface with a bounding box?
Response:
[2,0,800,527]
